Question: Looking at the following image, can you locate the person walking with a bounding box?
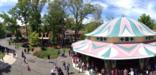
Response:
[66,63,70,75]
[22,51,27,63]
[27,63,31,71]
[13,51,16,57]
[50,68,55,75]
[63,61,66,70]
[21,51,24,58]
[57,67,64,75]
[48,55,50,63]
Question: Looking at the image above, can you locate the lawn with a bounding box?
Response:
[34,47,69,59]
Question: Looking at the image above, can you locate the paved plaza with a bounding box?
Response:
[0,38,85,75]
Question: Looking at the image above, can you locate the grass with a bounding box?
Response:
[34,47,59,59]
[34,47,70,59]
[0,51,5,59]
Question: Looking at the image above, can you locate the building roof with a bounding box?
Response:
[86,16,156,37]
[72,39,156,60]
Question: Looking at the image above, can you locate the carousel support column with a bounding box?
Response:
[145,58,150,69]
[104,60,111,75]
[139,59,145,71]
[112,60,116,69]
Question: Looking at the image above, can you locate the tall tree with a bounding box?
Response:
[29,0,47,32]
[45,0,66,44]
[0,22,6,38]
[0,13,18,37]
[66,0,97,41]
[9,0,47,33]
[138,14,155,29]
[9,0,30,36]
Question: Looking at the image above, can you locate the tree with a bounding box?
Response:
[28,0,47,32]
[28,32,39,46]
[84,21,101,33]
[138,14,155,29]
[9,0,30,36]
[0,13,18,38]
[66,0,97,41]
[45,0,66,44]
[10,0,47,33]
[0,23,6,38]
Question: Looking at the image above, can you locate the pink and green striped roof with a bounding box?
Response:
[72,39,156,60]
[86,16,156,37]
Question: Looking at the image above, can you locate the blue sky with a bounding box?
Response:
[0,0,156,24]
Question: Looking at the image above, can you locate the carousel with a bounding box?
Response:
[72,16,156,74]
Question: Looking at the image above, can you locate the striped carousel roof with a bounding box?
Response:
[72,39,156,60]
[86,16,156,37]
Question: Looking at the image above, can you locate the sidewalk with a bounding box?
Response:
[0,53,16,65]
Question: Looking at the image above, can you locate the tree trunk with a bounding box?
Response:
[74,30,79,42]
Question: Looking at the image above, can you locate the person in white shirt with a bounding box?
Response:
[129,68,134,75]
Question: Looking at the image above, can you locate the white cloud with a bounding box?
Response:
[106,0,136,9]
[104,0,156,20]
[91,1,108,10]
[84,0,92,3]
[82,16,94,24]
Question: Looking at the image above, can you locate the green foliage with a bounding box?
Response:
[10,0,47,33]
[0,51,4,59]
[28,32,39,46]
[33,48,59,59]
[0,13,17,35]
[84,21,101,33]
[44,0,66,42]
[65,0,100,41]
[0,23,6,38]
[138,14,156,29]
[67,0,96,30]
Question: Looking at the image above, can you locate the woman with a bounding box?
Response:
[123,69,128,75]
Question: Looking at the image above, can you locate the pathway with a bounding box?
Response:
[0,38,85,75]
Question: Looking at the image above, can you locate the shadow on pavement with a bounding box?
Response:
[0,61,11,75]
[69,71,74,74]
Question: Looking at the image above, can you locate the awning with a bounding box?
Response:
[72,39,156,60]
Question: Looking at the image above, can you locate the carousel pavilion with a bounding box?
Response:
[72,16,156,71]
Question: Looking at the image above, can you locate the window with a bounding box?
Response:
[96,37,107,41]
[145,36,154,40]
[120,37,134,42]
[125,37,129,41]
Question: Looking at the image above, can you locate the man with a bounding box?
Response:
[27,63,31,71]
[63,61,66,70]
[48,55,50,63]
[58,67,64,75]
[66,63,70,75]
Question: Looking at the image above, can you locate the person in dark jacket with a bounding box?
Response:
[58,67,64,75]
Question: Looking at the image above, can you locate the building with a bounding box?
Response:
[72,16,156,74]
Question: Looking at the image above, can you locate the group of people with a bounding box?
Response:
[50,61,70,75]
[63,61,70,75]
[50,65,64,75]
[71,53,156,75]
